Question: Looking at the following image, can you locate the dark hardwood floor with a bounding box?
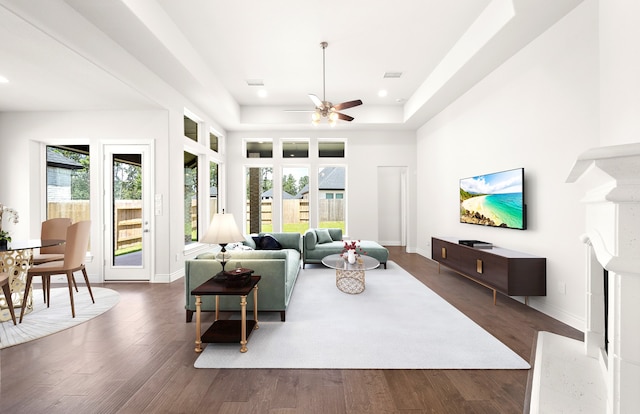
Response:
[0,246,582,414]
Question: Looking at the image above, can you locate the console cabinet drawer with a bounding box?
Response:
[431,237,546,299]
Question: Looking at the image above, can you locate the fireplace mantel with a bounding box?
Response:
[580,232,640,275]
[564,143,640,414]
[530,144,640,414]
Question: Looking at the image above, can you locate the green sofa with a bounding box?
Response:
[184,232,302,322]
[302,228,389,269]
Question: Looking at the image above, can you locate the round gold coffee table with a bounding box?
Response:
[321,254,380,294]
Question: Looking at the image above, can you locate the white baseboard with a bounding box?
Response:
[379,240,402,246]
[153,268,184,283]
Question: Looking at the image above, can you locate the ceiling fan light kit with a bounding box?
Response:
[308,41,362,126]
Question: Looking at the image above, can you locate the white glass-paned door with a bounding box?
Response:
[103,144,152,281]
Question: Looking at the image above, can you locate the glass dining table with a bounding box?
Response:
[0,239,64,323]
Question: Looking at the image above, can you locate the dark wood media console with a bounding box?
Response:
[431,237,546,305]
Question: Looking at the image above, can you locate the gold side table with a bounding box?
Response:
[191,275,260,353]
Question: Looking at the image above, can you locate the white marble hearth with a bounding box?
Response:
[529,332,605,413]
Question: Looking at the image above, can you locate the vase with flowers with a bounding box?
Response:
[0,203,20,249]
[342,239,366,264]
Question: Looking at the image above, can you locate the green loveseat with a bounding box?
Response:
[302,228,389,269]
[184,232,302,322]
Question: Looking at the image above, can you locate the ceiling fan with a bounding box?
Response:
[291,41,363,126]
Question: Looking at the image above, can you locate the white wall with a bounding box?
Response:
[225,130,417,250]
[415,0,599,329]
[599,0,640,146]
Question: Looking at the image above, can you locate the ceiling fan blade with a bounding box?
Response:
[308,94,323,108]
[336,112,354,122]
[333,99,362,111]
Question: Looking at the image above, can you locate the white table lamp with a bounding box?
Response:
[200,212,244,281]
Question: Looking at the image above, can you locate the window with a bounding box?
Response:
[184,116,198,142]
[318,166,346,232]
[209,131,219,152]
[46,145,90,222]
[245,166,272,233]
[209,161,218,220]
[245,140,273,158]
[282,166,309,233]
[318,140,345,157]
[184,151,198,244]
[282,140,309,158]
[112,153,142,263]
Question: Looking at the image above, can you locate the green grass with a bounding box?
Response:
[318,221,345,231]
[246,221,345,235]
[282,223,309,233]
[115,244,142,256]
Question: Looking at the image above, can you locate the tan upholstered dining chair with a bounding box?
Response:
[1,272,17,325]
[20,220,94,321]
[32,217,72,265]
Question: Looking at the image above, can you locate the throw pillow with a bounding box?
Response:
[252,235,263,250]
[244,234,257,249]
[315,228,333,244]
[259,234,282,250]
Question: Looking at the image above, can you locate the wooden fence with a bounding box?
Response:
[50,197,340,249]
[48,200,142,251]
[246,199,343,227]
[114,200,142,250]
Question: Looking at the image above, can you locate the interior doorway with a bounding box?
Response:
[377,166,408,248]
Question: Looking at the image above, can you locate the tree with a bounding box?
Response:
[282,173,297,196]
[261,167,273,193]
[298,175,309,193]
[113,161,142,200]
[52,148,90,200]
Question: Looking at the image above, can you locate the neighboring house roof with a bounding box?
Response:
[261,188,296,199]
[297,167,345,196]
[46,148,83,170]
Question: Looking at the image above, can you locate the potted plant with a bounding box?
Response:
[0,203,19,249]
[0,229,11,249]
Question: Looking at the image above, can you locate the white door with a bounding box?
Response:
[377,166,408,247]
[103,144,153,281]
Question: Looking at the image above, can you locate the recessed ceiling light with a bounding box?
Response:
[246,79,264,87]
[383,72,402,79]
[257,89,268,98]
[378,90,388,97]
[0,75,9,83]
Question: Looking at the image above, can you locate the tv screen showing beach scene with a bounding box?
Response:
[459,168,526,230]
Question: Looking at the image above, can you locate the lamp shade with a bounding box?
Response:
[200,213,244,245]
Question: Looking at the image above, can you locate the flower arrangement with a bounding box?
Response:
[342,240,367,257]
[0,203,20,242]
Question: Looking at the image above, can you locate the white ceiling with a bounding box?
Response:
[0,0,583,132]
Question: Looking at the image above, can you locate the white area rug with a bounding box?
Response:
[0,287,120,348]
[194,261,530,369]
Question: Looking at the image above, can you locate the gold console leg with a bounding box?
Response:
[194,295,202,353]
[240,294,248,353]
[253,284,259,330]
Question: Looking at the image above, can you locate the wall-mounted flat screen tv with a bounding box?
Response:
[460,167,526,230]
